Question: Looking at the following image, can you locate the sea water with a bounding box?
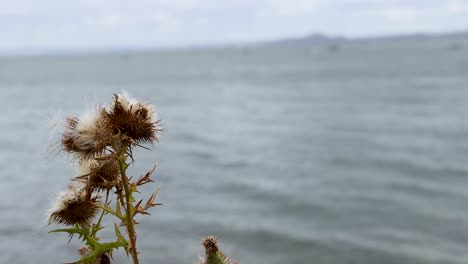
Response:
[0,36,468,263]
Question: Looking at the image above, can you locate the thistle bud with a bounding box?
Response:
[199,236,238,264]
[202,236,219,256]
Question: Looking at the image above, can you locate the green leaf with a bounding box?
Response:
[115,200,123,218]
[97,203,124,221]
[49,227,86,236]
[114,223,129,255]
[49,227,104,249]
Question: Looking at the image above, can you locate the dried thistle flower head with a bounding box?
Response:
[74,158,121,191]
[61,108,112,160]
[106,92,160,146]
[87,159,121,191]
[48,184,99,226]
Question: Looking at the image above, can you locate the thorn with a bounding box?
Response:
[134,164,157,186]
[144,188,159,210]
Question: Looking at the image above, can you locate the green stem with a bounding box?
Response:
[117,150,139,264]
[92,189,110,238]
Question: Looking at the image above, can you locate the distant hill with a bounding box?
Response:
[357,31,468,42]
[256,30,468,47]
[263,33,347,46]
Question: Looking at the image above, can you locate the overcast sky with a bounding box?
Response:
[1,0,468,54]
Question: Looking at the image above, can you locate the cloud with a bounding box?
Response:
[0,0,467,54]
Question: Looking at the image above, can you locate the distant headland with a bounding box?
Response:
[251,31,468,47]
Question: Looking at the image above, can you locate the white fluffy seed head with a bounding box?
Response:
[145,103,158,123]
[114,90,158,123]
[76,158,99,177]
[115,90,140,111]
[73,108,105,148]
[75,108,102,133]
[61,106,110,161]
[47,183,86,223]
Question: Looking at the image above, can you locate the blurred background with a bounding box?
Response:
[1,1,468,263]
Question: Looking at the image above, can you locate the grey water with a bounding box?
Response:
[1,36,468,264]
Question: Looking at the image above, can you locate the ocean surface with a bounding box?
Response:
[1,36,468,264]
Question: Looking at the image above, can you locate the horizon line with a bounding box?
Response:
[1,28,466,58]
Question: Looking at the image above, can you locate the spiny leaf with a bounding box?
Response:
[99,241,125,252]
[50,227,101,249]
[134,199,150,216]
[97,203,124,221]
[115,200,123,218]
[134,164,157,187]
[114,223,129,256]
[144,187,161,211]
[66,241,120,264]
[49,227,86,236]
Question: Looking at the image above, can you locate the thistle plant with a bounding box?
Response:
[48,92,161,264]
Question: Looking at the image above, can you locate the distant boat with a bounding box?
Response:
[241,47,251,56]
[448,43,463,51]
[328,43,340,52]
